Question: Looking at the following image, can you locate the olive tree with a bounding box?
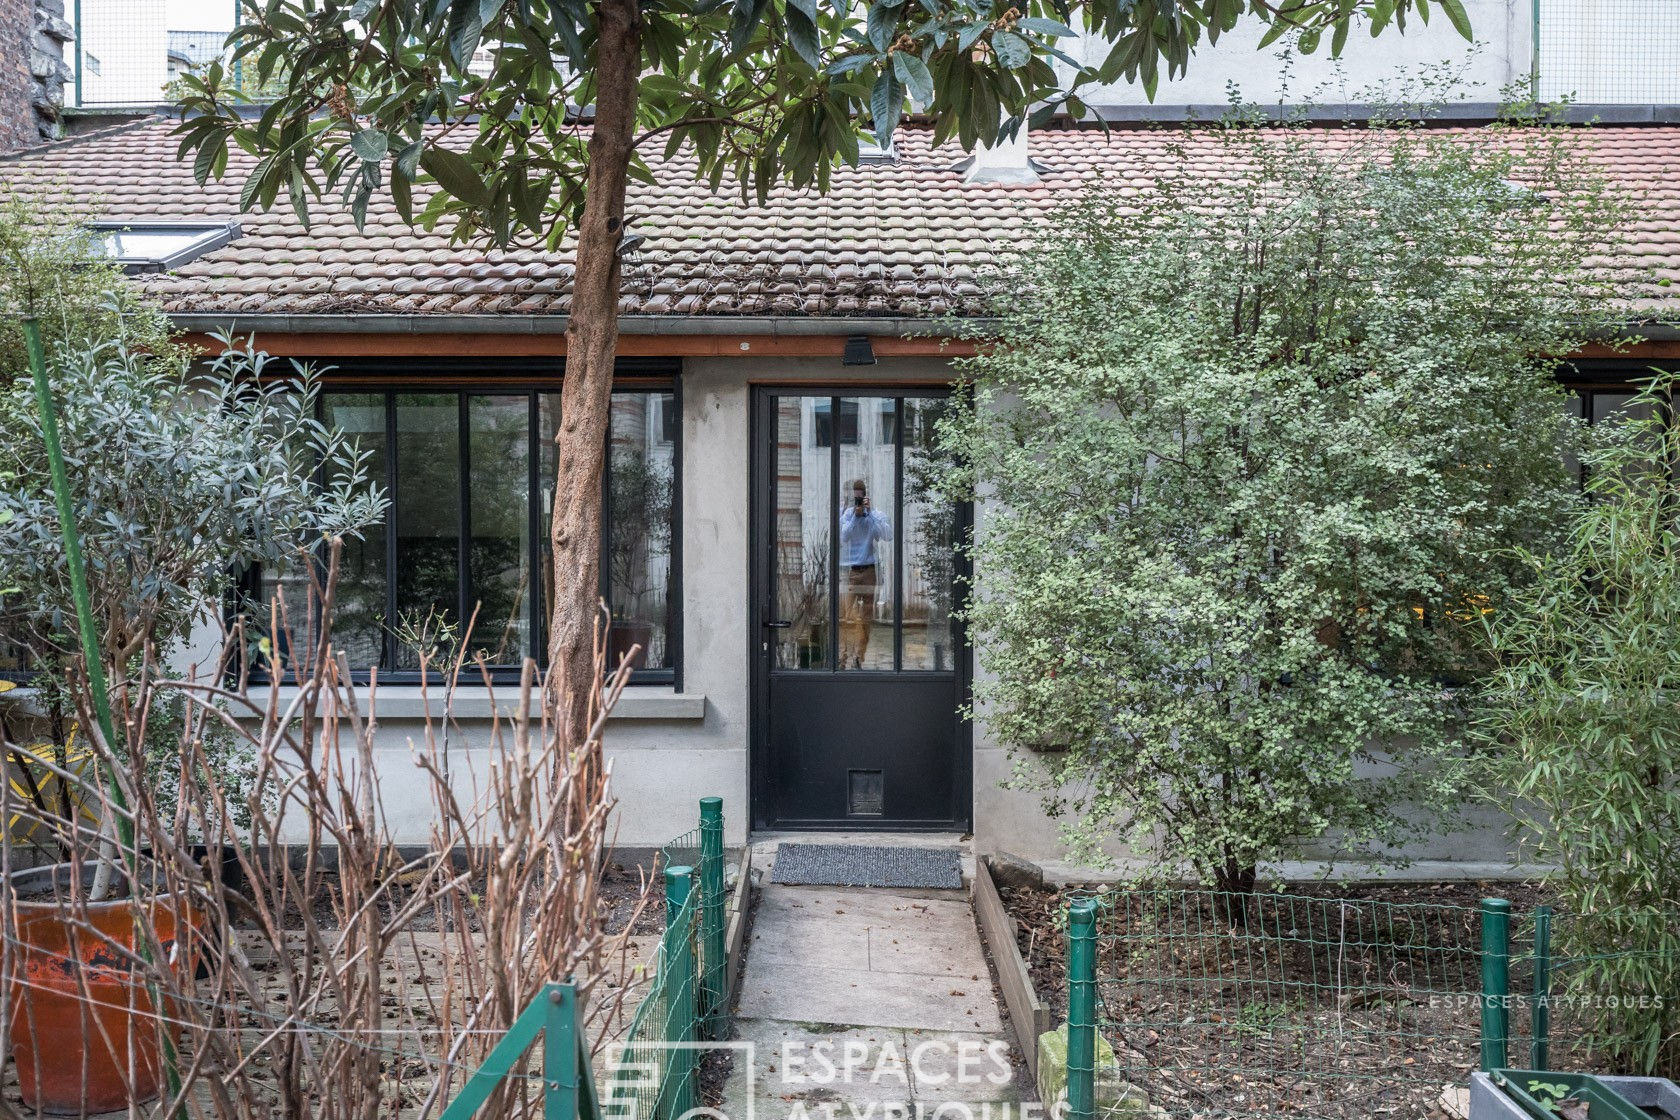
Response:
[172,0,1463,739]
[0,334,385,689]
[940,110,1633,893]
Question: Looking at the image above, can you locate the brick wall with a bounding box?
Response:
[0,0,34,151]
[0,0,71,152]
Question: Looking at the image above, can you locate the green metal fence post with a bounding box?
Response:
[544,984,578,1120]
[1481,897,1512,1072]
[699,796,727,1040]
[663,866,697,1120]
[1530,905,1553,1071]
[1067,898,1099,1120]
[439,984,565,1120]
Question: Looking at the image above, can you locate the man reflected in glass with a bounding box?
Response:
[839,478,892,669]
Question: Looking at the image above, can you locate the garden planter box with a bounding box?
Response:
[971,856,1052,1083]
[1469,1070,1680,1120]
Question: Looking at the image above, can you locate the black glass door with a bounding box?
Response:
[751,389,969,829]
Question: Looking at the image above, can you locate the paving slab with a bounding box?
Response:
[721,868,1037,1120]
[737,961,1003,1033]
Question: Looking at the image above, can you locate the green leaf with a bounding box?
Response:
[350,183,372,230]
[786,4,821,69]
[391,171,414,225]
[892,51,934,105]
[827,54,875,76]
[729,0,771,54]
[870,70,903,147]
[1257,18,1292,49]
[350,128,389,162]
[395,140,423,181]
[867,2,896,52]
[1015,16,1077,37]
[1438,0,1473,41]
[446,0,501,69]
[192,137,225,186]
[420,146,491,209]
[992,30,1031,68]
[1330,16,1348,56]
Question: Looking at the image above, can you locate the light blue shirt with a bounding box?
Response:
[840,505,891,567]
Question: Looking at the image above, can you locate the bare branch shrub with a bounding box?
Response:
[1,541,645,1118]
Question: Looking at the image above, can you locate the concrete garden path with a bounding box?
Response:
[720,845,1039,1120]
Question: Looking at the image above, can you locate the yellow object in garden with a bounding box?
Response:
[4,722,100,844]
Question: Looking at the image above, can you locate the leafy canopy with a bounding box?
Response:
[173,0,1467,247]
[0,333,386,675]
[1476,382,1680,1077]
[937,107,1633,890]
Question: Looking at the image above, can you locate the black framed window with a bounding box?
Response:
[259,373,680,685]
[1561,363,1673,486]
[812,398,859,447]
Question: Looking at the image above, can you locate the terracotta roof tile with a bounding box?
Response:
[2,118,1677,318]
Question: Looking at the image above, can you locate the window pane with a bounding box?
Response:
[838,396,894,671]
[774,397,832,669]
[812,399,860,447]
[1593,392,1654,426]
[606,392,676,671]
[394,393,461,669]
[468,394,532,666]
[539,392,562,661]
[321,394,387,670]
[902,398,957,671]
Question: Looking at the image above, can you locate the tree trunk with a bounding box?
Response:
[1214,858,1258,928]
[547,0,641,748]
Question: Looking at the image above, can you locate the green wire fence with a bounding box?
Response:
[1058,889,1636,1120]
[439,796,733,1120]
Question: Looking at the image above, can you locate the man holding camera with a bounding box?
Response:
[839,478,893,669]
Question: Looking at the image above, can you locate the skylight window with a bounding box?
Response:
[88,221,242,274]
[857,137,898,166]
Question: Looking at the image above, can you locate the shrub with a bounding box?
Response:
[940,107,1632,892]
[1476,378,1680,1075]
[0,336,385,679]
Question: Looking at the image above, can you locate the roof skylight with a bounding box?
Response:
[88,221,243,274]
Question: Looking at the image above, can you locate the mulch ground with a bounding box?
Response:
[1000,879,1579,1120]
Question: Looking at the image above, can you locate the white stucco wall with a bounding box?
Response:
[1065,0,1529,109]
[162,350,1526,871]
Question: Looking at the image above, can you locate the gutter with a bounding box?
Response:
[167,313,999,338]
[165,311,1676,344]
[1082,102,1680,126]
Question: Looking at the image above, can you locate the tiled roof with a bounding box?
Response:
[3,117,1679,319]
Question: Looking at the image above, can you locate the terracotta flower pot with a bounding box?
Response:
[5,861,202,1115]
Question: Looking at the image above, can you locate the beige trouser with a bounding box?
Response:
[840,564,878,668]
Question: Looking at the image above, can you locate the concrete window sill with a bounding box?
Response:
[260,685,707,722]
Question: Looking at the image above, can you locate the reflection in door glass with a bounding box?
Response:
[773,397,832,669]
[902,398,956,671]
[838,397,896,671]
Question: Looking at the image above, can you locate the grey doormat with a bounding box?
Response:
[769,844,963,889]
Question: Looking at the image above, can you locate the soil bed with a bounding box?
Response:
[1000,879,1578,1120]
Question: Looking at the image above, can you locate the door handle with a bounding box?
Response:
[764,619,793,629]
